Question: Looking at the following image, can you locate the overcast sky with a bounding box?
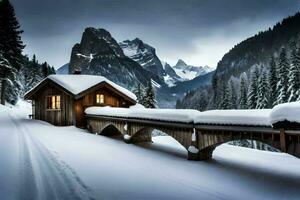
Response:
[11,0,300,68]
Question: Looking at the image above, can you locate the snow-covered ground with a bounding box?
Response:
[1,104,300,199]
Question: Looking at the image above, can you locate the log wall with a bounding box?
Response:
[32,82,75,126]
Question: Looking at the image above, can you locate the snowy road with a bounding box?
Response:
[1,105,300,200]
[0,107,95,200]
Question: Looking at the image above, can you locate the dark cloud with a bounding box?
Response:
[11,0,300,67]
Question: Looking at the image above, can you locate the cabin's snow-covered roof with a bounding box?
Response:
[26,75,136,101]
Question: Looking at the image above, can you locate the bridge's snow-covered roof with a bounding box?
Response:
[85,106,273,126]
[85,106,200,123]
[270,101,300,124]
[85,102,300,127]
[194,109,271,126]
[26,75,137,101]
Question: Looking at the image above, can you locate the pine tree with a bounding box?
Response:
[276,47,289,104]
[229,80,237,109]
[50,66,56,74]
[133,83,145,105]
[268,56,278,107]
[28,55,42,88]
[257,70,269,109]
[247,67,260,109]
[144,80,156,108]
[0,0,24,104]
[239,76,248,109]
[0,51,13,104]
[41,62,53,78]
[220,82,231,109]
[287,41,300,102]
[211,74,220,109]
[0,0,24,70]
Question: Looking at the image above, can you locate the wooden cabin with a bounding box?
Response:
[24,75,136,127]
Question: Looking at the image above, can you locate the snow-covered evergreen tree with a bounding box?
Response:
[229,79,237,109]
[287,41,300,102]
[28,55,42,88]
[133,83,145,105]
[0,0,24,104]
[239,76,248,109]
[276,47,289,104]
[19,55,55,96]
[220,83,231,109]
[268,56,278,107]
[143,80,156,108]
[247,67,260,109]
[257,70,269,109]
[0,51,13,104]
[41,62,54,78]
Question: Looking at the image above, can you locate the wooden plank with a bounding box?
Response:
[195,124,279,134]
[280,129,286,152]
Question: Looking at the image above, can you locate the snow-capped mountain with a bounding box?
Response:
[172,59,214,80]
[119,38,165,79]
[65,27,214,108]
[119,39,183,87]
[56,63,69,74]
[69,27,163,90]
[160,61,184,87]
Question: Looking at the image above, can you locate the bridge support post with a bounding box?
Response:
[123,122,132,143]
[123,122,152,144]
[280,128,287,153]
[198,148,214,160]
[188,128,200,160]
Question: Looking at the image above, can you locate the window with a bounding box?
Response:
[46,95,61,110]
[96,94,105,104]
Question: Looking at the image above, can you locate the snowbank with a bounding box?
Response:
[2,105,300,199]
[25,75,137,101]
[270,101,300,124]
[194,109,272,126]
[85,106,200,123]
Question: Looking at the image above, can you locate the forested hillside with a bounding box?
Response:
[0,0,54,104]
[178,12,300,110]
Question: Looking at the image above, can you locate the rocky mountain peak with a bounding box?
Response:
[119,38,163,79]
[68,27,163,91]
[79,27,124,58]
[174,59,188,68]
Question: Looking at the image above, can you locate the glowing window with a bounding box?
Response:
[47,95,61,110]
[96,94,105,104]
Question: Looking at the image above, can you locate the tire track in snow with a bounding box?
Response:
[10,113,95,200]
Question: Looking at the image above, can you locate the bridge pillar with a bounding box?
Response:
[188,128,200,161]
[123,122,132,143]
[280,128,287,152]
[198,147,214,160]
[123,122,152,144]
